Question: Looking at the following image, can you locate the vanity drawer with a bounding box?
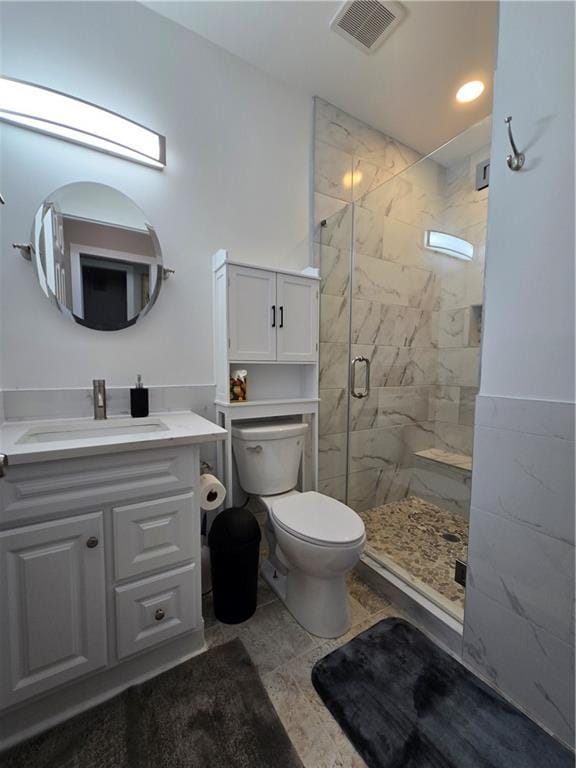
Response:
[0,446,197,526]
[115,564,199,660]
[113,492,197,580]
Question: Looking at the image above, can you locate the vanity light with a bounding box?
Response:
[425,230,474,261]
[0,77,166,169]
[455,80,485,104]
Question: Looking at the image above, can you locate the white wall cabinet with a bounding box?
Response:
[276,273,319,363]
[213,251,320,506]
[226,263,318,364]
[228,265,277,361]
[0,512,107,708]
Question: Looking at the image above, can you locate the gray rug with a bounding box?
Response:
[1,639,303,768]
[312,617,573,768]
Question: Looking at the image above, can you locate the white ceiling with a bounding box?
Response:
[145,1,497,155]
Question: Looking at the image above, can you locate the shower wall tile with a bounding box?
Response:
[314,140,352,201]
[318,432,347,480]
[351,157,393,200]
[409,465,471,519]
[318,244,350,297]
[433,385,461,423]
[438,307,468,348]
[319,342,348,389]
[315,98,420,172]
[349,427,405,474]
[317,205,351,249]
[463,586,575,748]
[318,388,348,436]
[347,468,383,512]
[351,300,438,348]
[350,344,437,387]
[354,205,383,259]
[458,386,478,426]
[377,386,432,428]
[434,421,474,456]
[349,391,379,432]
[353,254,440,310]
[349,422,435,475]
[318,474,346,504]
[313,192,348,229]
[362,176,443,231]
[380,217,444,272]
[437,348,480,387]
[468,506,574,643]
[320,294,349,343]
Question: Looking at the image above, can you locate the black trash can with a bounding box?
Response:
[208,507,262,624]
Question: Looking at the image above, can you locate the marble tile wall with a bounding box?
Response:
[314,99,489,516]
[432,145,489,461]
[463,395,575,747]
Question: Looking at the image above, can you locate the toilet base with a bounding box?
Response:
[261,557,351,639]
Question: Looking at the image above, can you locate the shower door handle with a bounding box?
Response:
[351,356,370,399]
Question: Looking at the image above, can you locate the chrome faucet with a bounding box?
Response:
[93,380,107,420]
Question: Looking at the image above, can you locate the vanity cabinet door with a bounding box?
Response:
[276,274,319,363]
[228,265,277,361]
[0,512,107,709]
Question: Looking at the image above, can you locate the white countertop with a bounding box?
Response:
[0,411,226,466]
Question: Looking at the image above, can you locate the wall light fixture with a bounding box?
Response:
[425,230,474,261]
[0,77,166,169]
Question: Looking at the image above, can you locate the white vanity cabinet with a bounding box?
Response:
[225,263,319,363]
[0,512,107,709]
[0,412,225,751]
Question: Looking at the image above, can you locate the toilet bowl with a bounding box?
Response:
[232,420,365,638]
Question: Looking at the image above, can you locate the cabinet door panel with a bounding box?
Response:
[113,492,196,580]
[276,275,319,362]
[228,266,276,361]
[0,512,107,708]
[115,564,199,659]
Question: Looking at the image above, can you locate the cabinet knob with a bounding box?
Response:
[155,608,166,621]
[86,536,99,549]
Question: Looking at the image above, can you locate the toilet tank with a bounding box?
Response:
[232,420,308,496]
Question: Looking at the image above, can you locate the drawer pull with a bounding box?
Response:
[86,536,99,549]
[155,608,166,621]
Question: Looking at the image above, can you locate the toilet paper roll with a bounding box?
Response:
[199,473,226,511]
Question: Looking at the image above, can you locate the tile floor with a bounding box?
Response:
[203,573,399,768]
[359,496,468,609]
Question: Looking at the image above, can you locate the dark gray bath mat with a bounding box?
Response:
[1,639,303,768]
[312,617,573,768]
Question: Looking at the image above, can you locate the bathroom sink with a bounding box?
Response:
[16,417,170,444]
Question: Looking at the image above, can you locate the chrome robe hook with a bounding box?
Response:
[505,116,525,171]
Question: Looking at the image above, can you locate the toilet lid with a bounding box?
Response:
[271,491,365,546]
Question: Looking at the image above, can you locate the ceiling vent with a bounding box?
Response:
[330,0,406,54]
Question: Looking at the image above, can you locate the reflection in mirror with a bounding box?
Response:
[31,182,163,331]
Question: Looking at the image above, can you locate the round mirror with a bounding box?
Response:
[30,182,163,331]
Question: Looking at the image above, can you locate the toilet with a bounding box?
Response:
[232,420,365,638]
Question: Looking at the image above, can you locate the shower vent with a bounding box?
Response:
[330,0,406,54]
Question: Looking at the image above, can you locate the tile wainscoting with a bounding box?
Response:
[464,394,575,748]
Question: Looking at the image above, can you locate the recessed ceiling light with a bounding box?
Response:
[456,80,485,104]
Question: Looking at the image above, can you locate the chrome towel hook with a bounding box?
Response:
[505,116,525,171]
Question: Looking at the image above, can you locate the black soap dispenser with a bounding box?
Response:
[130,374,149,418]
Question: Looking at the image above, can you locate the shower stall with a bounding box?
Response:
[316,117,491,622]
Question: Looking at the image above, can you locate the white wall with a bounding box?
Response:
[0,1,311,391]
[479,1,575,402]
[464,1,575,747]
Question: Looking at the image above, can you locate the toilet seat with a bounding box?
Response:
[270,491,365,548]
